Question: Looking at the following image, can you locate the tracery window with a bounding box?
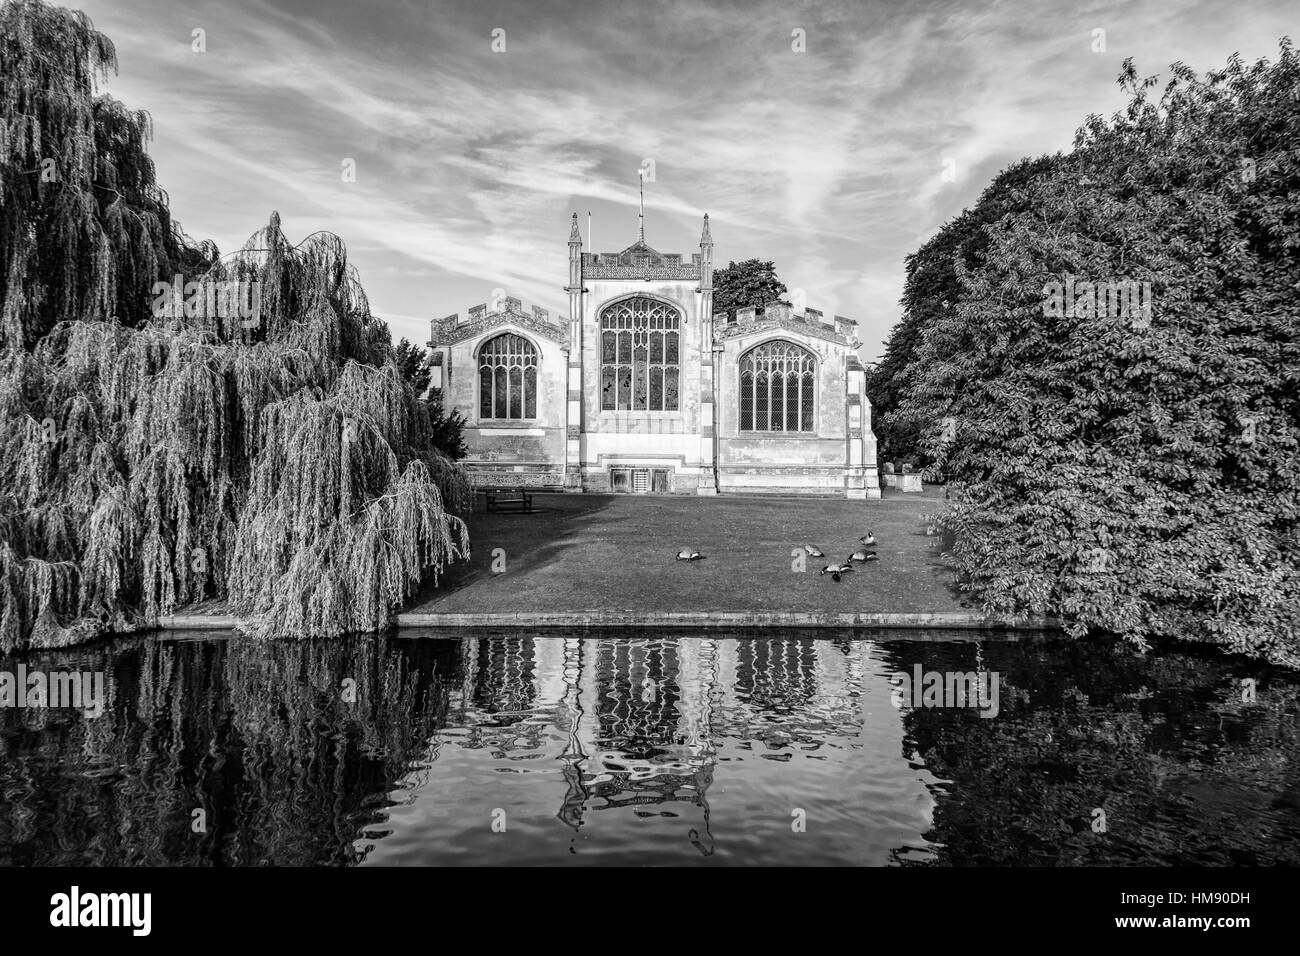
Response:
[739,341,815,432]
[478,333,537,420]
[599,297,680,411]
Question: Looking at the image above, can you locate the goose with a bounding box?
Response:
[859,532,876,546]
[675,550,704,561]
[804,544,824,557]
[819,563,854,576]
[848,550,878,563]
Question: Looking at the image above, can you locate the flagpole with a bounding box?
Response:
[637,171,645,241]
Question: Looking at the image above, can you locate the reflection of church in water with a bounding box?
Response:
[441,634,866,851]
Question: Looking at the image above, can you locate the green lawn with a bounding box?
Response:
[405,486,971,616]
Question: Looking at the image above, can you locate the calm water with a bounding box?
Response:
[1,630,1297,866]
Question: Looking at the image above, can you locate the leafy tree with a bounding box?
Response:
[869,157,1060,468]
[393,337,467,461]
[422,389,468,462]
[0,0,469,649]
[394,338,431,396]
[880,44,1300,663]
[712,258,787,316]
[0,1,212,351]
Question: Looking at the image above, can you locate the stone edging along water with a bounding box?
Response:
[155,610,1063,631]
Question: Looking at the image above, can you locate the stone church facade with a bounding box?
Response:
[428,213,880,498]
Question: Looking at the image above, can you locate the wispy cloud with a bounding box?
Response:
[81,0,1295,354]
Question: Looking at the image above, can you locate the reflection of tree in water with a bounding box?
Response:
[886,640,1300,865]
[0,635,453,866]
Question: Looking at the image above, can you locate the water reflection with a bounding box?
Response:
[374,633,904,864]
[1,631,1297,866]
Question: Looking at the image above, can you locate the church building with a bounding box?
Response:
[427,208,880,499]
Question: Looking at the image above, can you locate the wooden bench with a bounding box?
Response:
[480,488,533,513]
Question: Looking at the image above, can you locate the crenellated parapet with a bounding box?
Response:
[431,295,569,349]
[582,240,702,281]
[713,302,860,348]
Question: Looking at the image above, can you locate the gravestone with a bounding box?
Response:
[898,462,922,492]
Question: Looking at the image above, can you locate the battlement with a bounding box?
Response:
[714,302,857,345]
[582,242,701,281]
[585,251,699,269]
[431,293,566,347]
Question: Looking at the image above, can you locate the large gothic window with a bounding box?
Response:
[599,297,680,411]
[739,341,816,432]
[478,333,537,420]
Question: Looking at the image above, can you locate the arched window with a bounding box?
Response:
[478,333,537,420]
[739,341,815,432]
[599,297,680,411]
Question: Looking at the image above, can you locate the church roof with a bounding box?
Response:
[615,238,665,259]
[574,206,709,280]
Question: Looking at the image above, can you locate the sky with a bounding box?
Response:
[77,0,1295,361]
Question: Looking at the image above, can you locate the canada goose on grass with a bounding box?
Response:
[819,563,854,576]
[849,550,879,563]
[804,544,824,557]
[859,532,876,546]
[675,550,704,561]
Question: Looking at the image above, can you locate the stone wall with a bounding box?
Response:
[429,297,568,488]
[576,278,713,493]
[712,304,880,498]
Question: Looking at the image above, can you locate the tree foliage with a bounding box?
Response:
[394,337,430,396]
[869,157,1060,466]
[0,0,211,350]
[875,44,1300,663]
[0,0,468,649]
[712,258,788,316]
[393,336,467,461]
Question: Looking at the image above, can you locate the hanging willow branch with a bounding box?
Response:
[0,209,471,649]
[0,0,469,649]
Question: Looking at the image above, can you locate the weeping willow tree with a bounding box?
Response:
[0,634,456,865]
[0,0,468,649]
